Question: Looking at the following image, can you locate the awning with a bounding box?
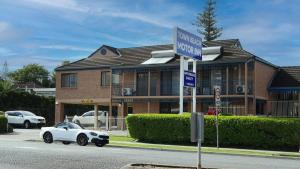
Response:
[142,50,175,65]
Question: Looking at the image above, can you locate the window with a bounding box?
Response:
[55,122,68,129]
[61,73,77,88]
[101,71,110,86]
[82,111,94,117]
[136,72,148,96]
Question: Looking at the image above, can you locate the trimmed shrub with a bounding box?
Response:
[0,116,8,133]
[126,114,300,150]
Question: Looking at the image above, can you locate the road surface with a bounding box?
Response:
[0,129,300,169]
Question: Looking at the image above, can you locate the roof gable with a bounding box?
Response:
[270,66,300,89]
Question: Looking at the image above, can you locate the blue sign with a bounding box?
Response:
[174,27,202,61]
[184,71,196,88]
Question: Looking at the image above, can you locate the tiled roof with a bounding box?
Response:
[270,66,300,88]
[55,39,262,71]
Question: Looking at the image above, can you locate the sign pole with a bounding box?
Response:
[198,137,202,169]
[192,60,197,113]
[214,86,221,149]
[179,55,184,115]
[216,110,219,149]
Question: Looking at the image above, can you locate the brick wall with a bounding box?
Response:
[56,69,111,102]
[255,61,277,99]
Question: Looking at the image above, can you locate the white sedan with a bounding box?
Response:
[40,122,109,147]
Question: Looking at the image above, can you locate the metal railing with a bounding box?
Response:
[268,100,299,117]
[208,106,246,116]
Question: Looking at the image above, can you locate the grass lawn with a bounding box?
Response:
[109,136,300,159]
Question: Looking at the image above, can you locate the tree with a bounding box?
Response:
[49,71,56,88]
[0,80,14,92]
[8,64,50,87]
[62,60,70,65]
[193,0,222,41]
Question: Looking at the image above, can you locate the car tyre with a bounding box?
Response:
[43,132,53,143]
[62,141,71,145]
[77,134,88,146]
[24,121,31,129]
[95,142,104,147]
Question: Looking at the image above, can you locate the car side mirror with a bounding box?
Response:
[63,127,68,130]
[18,114,23,117]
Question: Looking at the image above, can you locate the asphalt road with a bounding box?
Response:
[0,130,300,169]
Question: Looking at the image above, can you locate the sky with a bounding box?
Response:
[0,0,300,72]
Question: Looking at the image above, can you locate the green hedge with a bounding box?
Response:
[0,116,8,133]
[0,91,55,125]
[126,114,300,149]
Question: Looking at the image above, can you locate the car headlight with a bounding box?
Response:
[90,132,97,136]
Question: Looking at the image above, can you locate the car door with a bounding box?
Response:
[65,123,80,142]
[6,112,15,124]
[81,111,94,125]
[52,123,69,140]
[14,112,24,124]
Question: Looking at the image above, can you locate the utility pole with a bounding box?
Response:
[2,61,8,80]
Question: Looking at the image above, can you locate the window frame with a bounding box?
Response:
[61,73,77,88]
[101,71,111,86]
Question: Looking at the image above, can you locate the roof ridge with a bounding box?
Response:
[281,66,300,68]
[118,44,173,50]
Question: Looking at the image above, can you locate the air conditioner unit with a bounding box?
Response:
[122,88,133,96]
[236,85,245,94]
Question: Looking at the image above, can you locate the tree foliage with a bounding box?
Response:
[193,0,222,41]
[8,64,50,87]
[0,80,14,93]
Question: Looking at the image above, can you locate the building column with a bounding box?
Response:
[147,70,151,113]
[94,105,99,130]
[121,101,125,130]
[298,94,300,117]
[226,66,229,114]
[109,70,113,130]
[252,61,256,115]
[226,66,229,95]
[244,62,248,115]
[55,102,64,124]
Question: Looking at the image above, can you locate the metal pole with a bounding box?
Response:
[193,60,197,113]
[179,56,184,114]
[198,138,202,169]
[216,109,219,149]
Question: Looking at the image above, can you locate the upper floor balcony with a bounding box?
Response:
[112,62,254,97]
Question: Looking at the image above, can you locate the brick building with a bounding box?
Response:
[55,39,300,125]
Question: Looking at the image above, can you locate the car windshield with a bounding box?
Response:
[68,122,84,129]
[22,111,36,116]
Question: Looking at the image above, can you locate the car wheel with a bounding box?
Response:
[24,121,31,129]
[62,141,71,145]
[77,134,88,146]
[43,132,53,143]
[95,142,104,147]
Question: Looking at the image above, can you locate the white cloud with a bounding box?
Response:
[23,0,89,13]
[21,0,187,29]
[39,45,93,52]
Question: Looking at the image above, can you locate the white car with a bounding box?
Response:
[72,110,107,126]
[40,122,109,147]
[5,110,46,129]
